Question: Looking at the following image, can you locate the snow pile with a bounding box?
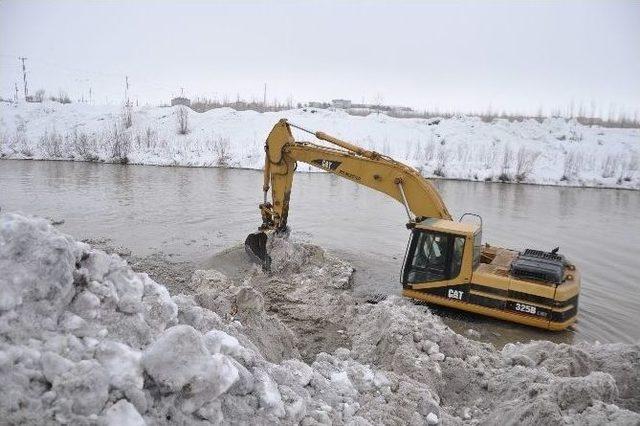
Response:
[1,213,639,425]
[1,101,639,189]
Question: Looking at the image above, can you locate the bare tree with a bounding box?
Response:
[419,141,436,163]
[515,147,541,182]
[34,89,45,103]
[498,145,513,181]
[56,90,71,104]
[562,151,584,181]
[10,118,29,156]
[144,127,156,149]
[622,153,639,181]
[38,128,64,158]
[433,147,448,177]
[111,124,131,163]
[601,154,620,179]
[213,137,231,166]
[71,129,98,161]
[482,141,498,170]
[177,107,189,135]
[122,105,133,129]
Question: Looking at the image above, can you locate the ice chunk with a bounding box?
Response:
[330,371,356,396]
[109,269,144,314]
[142,325,238,413]
[0,214,76,325]
[427,412,439,424]
[53,360,109,416]
[255,368,285,417]
[40,351,74,383]
[103,400,145,426]
[142,325,211,391]
[204,329,241,355]
[70,290,101,319]
[95,340,143,390]
[141,275,178,333]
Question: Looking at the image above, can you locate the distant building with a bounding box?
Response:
[171,96,191,107]
[391,106,413,113]
[308,101,326,108]
[331,99,352,109]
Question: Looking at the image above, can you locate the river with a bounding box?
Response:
[1,159,639,347]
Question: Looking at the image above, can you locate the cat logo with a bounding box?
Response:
[311,159,341,171]
[447,289,464,300]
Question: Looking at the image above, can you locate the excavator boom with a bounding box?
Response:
[253,119,450,235]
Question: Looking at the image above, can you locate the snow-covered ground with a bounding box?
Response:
[1,101,639,189]
[1,212,639,424]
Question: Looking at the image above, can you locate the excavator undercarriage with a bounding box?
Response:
[245,119,580,330]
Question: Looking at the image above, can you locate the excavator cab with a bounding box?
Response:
[403,230,467,284]
[402,218,480,296]
[403,214,482,285]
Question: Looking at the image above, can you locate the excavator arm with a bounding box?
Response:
[258,119,450,229]
[245,119,451,265]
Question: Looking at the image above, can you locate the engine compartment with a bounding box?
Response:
[510,248,566,285]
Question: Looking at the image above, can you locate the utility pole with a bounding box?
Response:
[125,76,129,106]
[263,83,267,107]
[18,57,28,100]
[14,82,19,103]
[89,87,92,104]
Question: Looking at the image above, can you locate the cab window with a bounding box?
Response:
[473,230,482,267]
[403,230,465,284]
[451,236,465,277]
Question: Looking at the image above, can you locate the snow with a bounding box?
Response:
[1,101,638,189]
[142,324,239,413]
[0,212,639,425]
[427,412,439,425]
[103,400,145,426]
[96,341,143,391]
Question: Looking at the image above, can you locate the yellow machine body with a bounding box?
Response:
[247,120,580,330]
[402,219,580,330]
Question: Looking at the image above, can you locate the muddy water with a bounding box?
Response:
[1,159,639,347]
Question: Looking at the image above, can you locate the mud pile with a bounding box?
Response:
[1,213,638,425]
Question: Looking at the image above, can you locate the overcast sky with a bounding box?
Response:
[1,1,638,117]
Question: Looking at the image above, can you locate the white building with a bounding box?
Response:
[331,99,352,109]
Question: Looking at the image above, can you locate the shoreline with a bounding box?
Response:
[2,102,638,192]
[2,156,639,192]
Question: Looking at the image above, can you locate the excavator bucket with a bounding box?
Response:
[244,231,271,270]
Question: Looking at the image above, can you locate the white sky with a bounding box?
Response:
[1,0,639,117]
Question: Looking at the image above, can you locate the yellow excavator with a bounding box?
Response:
[245,119,580,330]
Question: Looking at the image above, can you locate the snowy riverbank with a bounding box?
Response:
[1,212,639,424]
[1,102,639,189]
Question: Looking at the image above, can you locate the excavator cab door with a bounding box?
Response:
[401,229,469,298]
